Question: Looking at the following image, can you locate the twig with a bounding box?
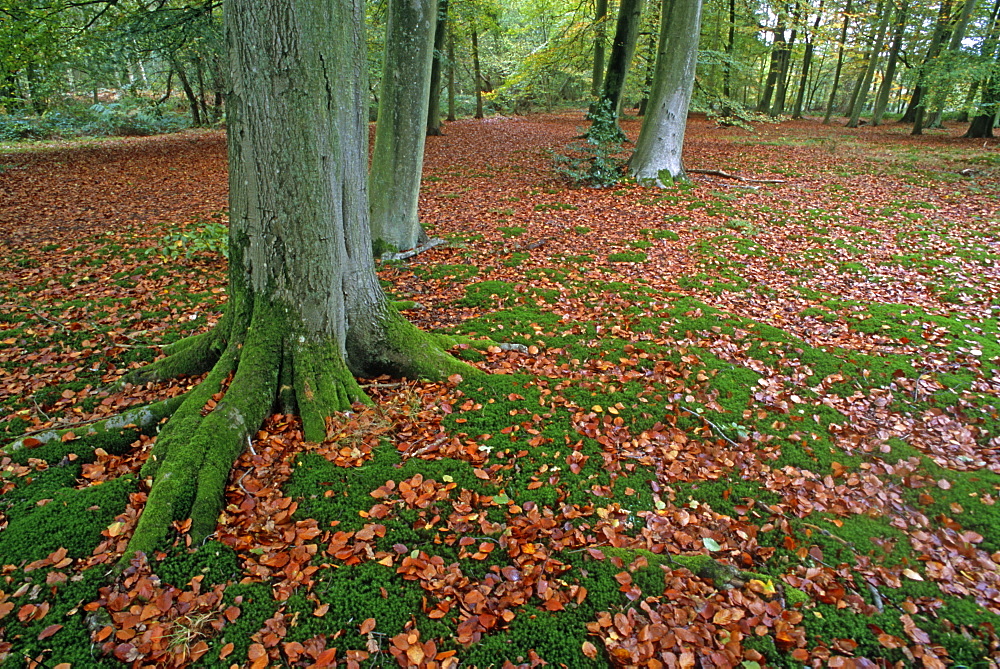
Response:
[381,237,447,262]
[680,407,741,449]
[360,382,408,389]
[687,168,785,184]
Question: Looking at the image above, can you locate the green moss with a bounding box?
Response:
[0,475,136,564]
[458,281,519,309]
[153,541,242,588]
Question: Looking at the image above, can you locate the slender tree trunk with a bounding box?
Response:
[872,0,909,125]
[592,0,609,97]
[598,0,646,122]
[172,57,202,126]
[847,0,891,127]
[823,0,852,123]
[630,0,704,184]
[447,29,457,121]
[902,0,952,129]
[792,1,823,119]
[426,0,448,135]
[927,0,977,127]
[723,0,736,100]
[120,0,474,566]
[195,57,211,124]
[638,26,658,115]
[472,27,484,119]
[757,17,787,113]
[966,0,1000,136]
[370,0,438,251]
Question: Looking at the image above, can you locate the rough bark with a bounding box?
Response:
[370,0,438,252]
[822,0,852,124]
[427,0,449,136]
[629,0,704,185]
[117,0,479,568]
[871,0,909,125]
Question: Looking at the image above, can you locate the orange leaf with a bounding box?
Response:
[37,624,63,640]
[359,617,376,634]
[582,641,598,659]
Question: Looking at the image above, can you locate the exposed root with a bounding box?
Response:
[115,326,228,390]
[293,340,371,442]
[5,393,187,455]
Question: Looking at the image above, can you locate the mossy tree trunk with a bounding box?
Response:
[370,0,438,252]
[629,0,703,185]
[120,0,477,567]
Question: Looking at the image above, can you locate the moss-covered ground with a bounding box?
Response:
[1,114,999,666]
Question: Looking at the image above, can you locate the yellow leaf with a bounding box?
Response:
[592,405,603,413]
[902,568,923,581]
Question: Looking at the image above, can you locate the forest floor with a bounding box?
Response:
[0,112,999,668]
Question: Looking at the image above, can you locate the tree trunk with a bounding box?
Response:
[630,0,704,184]
[447,29,457,121]
[637,26,658,115]
[966,0,1000,136]
[822,0,852,124]
[370,0,438,252]
[902,0,952,130]
[723,0,736,100]
[757,17,787,113]
[596,0,646,130]
[119,0,476,567]
[792,0,823,119]
[592,0,609,97]
[172,57,202,127]
[927,0,977,127]
[427,0,449,136]
[472,28,484,119]
[871,0,909,125]
[846,0,891,127]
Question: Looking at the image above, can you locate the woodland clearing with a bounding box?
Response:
[0,112,999,667]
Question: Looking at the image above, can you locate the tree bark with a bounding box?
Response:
[592,0,610,97]
[427,0,449,136]
[119,0,476,567]
[822,0,852,124]
[630,0,704,184]
[871,0,909,125]
[370,0,438,251]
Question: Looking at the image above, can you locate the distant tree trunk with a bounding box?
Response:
[927,0,977,127]
[637,27,658,115]
[792,1,824,119]
[195,57,212,124]
[592,0,610,97]
[427,0,448,135]
[846,0,891,127]
[172,57,202,126]
[157,70,174,106]
[723,0,736,100]
[902,0,953,129]
[757,17,787,113]
[965,0,1000,136]
[630,0,704,184]
[594,0,646,133]
[871,0,909,125]
[447,30,456,121]
[370,0,438,251]
[823,0,852,123]
[472,27,484,119]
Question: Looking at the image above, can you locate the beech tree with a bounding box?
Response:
[630,0,704,184]
[6,0,489,566]
[370,0,438,251]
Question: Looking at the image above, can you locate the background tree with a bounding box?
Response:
[369,0,438,252]
[630,0,704,184]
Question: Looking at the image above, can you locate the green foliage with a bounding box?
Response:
[551,100,625,187]
[160,220,229,260]
[0,101,190,142]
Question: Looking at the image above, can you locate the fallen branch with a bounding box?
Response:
[381,237,447,261]
[687,169,785,184]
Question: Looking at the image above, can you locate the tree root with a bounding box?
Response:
[380,237,447,262]
[686,168,786,184]
[114,325,229,390]
[5,393,187,455]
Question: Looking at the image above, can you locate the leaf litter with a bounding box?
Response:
[0,113,999,666]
